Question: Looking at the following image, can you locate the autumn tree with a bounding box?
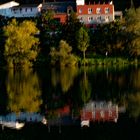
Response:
[50,40,78,66]
[3,19,39,68]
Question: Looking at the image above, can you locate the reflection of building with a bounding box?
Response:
[0,112,46,124]
[46,105,73,126]
[81,101,118,127]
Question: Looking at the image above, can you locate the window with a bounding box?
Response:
[96,16,101,23]
[79,17,83,22]
[20,8,22,12]
[88,8,92,14]
[88,17,93,22]
[105,7,110,14]
[96,8,101,14]
[105,16,109,22]
[96,16,101,20]
[79,8,82,14]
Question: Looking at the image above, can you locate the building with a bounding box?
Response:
[76,0,115,27]
[0,0,122,25]
[0,1,42,18]
[41,1,76,23]
[0,1,19,17]
[10,4,42,18]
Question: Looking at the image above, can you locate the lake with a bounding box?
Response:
[0,65,140,140]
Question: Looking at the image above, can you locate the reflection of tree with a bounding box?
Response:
[130,69,140,90]
[51,67,78,93]
[6,68,42,113]
[80,67,91,103]
[51,68,59,88]
[127,93,140,119]
[60,67,78,93]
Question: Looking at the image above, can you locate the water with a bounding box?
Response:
[0,65,140,139]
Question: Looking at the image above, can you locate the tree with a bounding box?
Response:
[50,40,78,66]
[38,9,63,61]
[76,27,90,64]
[3,19,39,68]
[124,7,140,58]
[62,12,83,52]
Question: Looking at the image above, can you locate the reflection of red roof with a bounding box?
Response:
[56,105,70,115]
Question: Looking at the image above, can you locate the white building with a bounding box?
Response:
[0,1,42,18]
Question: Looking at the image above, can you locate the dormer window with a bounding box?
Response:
[105,7,110,14]
[88,8,92,14]
[96,8,101,14]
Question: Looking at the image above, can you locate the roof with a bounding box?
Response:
[12,4,41,8]
[0,1,19,9]
[42,1,76,13]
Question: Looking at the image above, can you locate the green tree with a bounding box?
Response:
[125,7,140,58]
[39,10,62,54]
[3,19,39,68]
[92,21,126,57]
[62,12,83,52]
[50,40,78,66]
[76,27,90,64]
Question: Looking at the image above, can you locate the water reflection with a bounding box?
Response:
[0,66,140,133]
[80,67,91,104]
[81,100,119,127]
[0,112,46,130]
[127,93,140,120]
[6,68,42,113]
[51,67,78,93]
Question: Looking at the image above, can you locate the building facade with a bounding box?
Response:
[76,0,114,27]
[0,1,42,18]
[41,1,76,23]
[0,0,122,25]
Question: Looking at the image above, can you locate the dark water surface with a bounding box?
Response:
[0,65,140,140]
